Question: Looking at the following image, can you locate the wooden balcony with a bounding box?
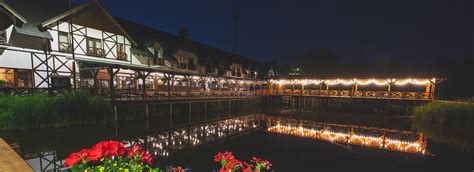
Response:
[86,48,105,57]
[117,52,127,61]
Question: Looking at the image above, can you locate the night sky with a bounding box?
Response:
[98,0,473,65]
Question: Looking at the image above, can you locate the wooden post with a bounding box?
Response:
[141,72,148,100]
[301,84,305,95]
[113,105,118,122]
[145,104,149,131]
[430,83,436,100]
[292,83,295,95]
[92,69,99,95]
[169,103,173,127]
[204,101,207,121]
[353,83,359,97]
[217,101,220,119]
[188,102,192,124]
[107,67,117,100]
[228,99,231,117]
[425,83,431,93]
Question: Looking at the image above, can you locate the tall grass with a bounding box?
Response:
[0,90,113,130]
[412,100,474,126]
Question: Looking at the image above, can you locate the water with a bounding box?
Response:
[1,107,473,172]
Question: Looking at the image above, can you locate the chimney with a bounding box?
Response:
[179,29,188,39]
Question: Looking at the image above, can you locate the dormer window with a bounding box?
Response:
[58,31,72,53]
[177,56,187,69]
[154,50,160,58]
[188,58,196,70]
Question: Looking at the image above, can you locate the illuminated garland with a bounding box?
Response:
[270,78,436,86]
[267,123,427,155]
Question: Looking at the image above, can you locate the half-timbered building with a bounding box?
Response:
[0,0,271,98]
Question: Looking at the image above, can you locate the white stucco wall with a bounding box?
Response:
[50,22,134,63]
[0,49,32,69]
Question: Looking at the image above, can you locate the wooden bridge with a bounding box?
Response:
[267,78,444,101]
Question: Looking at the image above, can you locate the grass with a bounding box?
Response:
[0,90,113,130]
[412,100,474,126]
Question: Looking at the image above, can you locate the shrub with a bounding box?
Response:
[0,90,113,130]
[412,101,474,126]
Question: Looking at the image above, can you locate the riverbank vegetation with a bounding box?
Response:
[0,93,262,130]
[412,121,474,151]
[412,100,474,126]
[0,91,113,130]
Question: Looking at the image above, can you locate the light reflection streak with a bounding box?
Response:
[142,115,263,157]
[267,118,428,155]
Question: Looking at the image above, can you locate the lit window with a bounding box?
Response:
[0,68,32,87]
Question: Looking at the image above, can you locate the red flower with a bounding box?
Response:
[243,162,254,169]
[65,149,89,167]
[128,145,143,157]
[224,163,235,170]
[251,157,261,163]
[262,160,272,167]
[140,151,153,165]
[118,146,127,156]
[65,152,80,167]
[88,144,103,161]
[172,166,184,172]
[214,151,236,162]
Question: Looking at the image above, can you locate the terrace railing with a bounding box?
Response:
[0,87,70,96]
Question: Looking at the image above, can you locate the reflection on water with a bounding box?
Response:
[22,114,263,172]
[133,115,262,157]
[267,116,428,155]
[10,113,474,172]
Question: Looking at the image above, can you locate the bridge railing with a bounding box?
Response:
[269,89,433,100]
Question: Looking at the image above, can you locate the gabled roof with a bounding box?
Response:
[116,17,265,70]
[39,3,91,28]
[38,0,137,45]
[117,18,201,62]
[5,0,71,39]
[0,0,27,24]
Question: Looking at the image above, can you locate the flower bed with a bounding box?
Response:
[214,151,272,172]
[66,140,272,172]
[66,140,187,172]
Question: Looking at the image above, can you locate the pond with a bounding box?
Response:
[1,106,473,171]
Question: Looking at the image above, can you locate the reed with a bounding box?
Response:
[412,100,474,126]
[0,90,112,130]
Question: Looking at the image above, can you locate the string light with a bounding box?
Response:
[270,78,435,86]
[267,122,427,154]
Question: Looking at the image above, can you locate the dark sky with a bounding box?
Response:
[98,0,473,65]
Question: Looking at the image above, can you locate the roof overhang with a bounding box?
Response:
[70,56,262,82]
[0,0,27,25]
[39,0,137,46]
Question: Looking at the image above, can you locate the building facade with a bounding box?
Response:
[0,0,274,95]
